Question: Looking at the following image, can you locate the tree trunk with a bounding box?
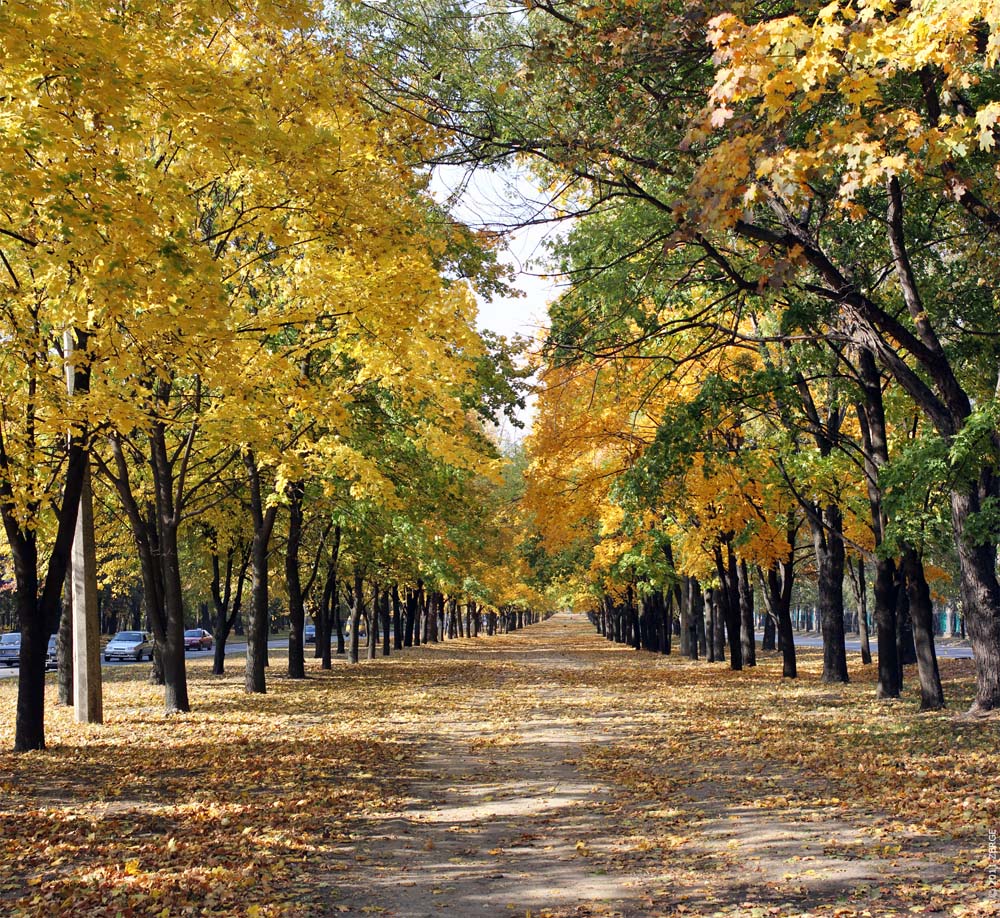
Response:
[626,584,640,650]
[428,591,439,643]
[951,482,1000,712]
[381,587,391,656]
[14,564,47,752]
[638,591,652,651]
[210,550,232,676]
[321,528,343,665]
[349,569,363,664]
[895,571,918,669]
[335,584,346,657]
[738,557,756,667]
[686,578,702,661]
[210,544,249,676]
[285,481,306,679]
[245,530,270,694]
[713,545,740,668]
[874,556,901,698]
[900,547,945,710]
[211,632,228,676]
[679,578,691,658]
[57,586,73,705]
[812,503,848,683]
[244,452,277,695]
[314,580,325,662]
[849,558,872,665]
[695,581,707,658]
[157,516,190,712]
[392,584,403,650]
[414,580,423,646]
[367,582,379,661]
[316,544,335,667]
[762,607,776,651]
[149,639,165,685]
[713,591,726,662]
[856,350,899,696]
[660,589,672,654]
[704,589,716,662]
[103,424,186,705]
[404,587,416,647]
[776,560,798,679]
[160,615,188,713]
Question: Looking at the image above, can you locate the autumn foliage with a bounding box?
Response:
[3,1,1000,914]
[0,0,533,750]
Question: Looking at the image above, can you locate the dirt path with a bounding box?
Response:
[321,618,632,916]
[316,615,968,918]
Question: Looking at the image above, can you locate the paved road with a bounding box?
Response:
[0,638,292,680]
[785,633,973,659]
[2,632,973,680]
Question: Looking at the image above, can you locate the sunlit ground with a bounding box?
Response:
[0,620,996,917]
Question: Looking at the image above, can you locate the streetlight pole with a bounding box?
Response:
[64,329,102,724]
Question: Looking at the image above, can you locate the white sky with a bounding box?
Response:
[431,164,565,435]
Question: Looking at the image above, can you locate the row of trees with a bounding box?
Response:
[344,0,1000,715]
[314,580,542,668]
[0,0,542,751]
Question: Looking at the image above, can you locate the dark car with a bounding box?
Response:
[304,624,316,645]
[184,628,213,651]
[0,632,58,669]
[0,632,20,667]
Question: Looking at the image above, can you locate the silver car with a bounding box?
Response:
[0,632,19,666]
[104,631,153,662]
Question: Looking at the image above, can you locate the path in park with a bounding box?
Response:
[318,614,962,918]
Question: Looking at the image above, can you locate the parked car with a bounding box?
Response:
[0,632,59,669]
[104,631,153,662]
[183,628,213,651]
[304,624,316,645]
[0,632,20,666]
